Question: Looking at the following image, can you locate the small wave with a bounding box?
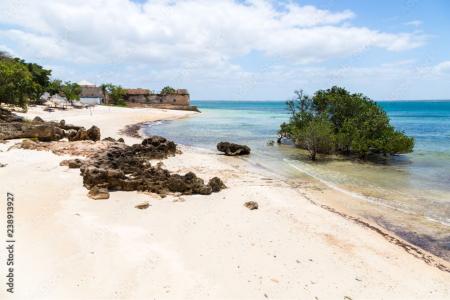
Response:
[284,158,450,227]
[144,120,164,127]
[425,216,450,228]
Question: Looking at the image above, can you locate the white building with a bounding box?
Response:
[78,80,103,105]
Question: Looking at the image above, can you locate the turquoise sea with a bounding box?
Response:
[144,100,450,260]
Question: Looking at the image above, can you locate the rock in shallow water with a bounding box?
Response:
[217,142,251,156]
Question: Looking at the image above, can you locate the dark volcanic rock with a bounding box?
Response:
[142,136,176,154]
[137,136,177,158]
[68,128,87,141]
[87,125,101,141]
[64,129,77,140]
[135,202,150,209]
[33,116,45,122]
[102,137,116,142]
[244,201,258,210]
[81,166,110,189]
[62,137,225,198]
[217,142,251,156]
[68,126,100,142]
[168,172,212,195]
[142,135,166,146]
[0,108,23,122]
[208,177,226,192]
[0,109,92,142]
[60,158,84,169]
[57,120,81,131]
[88,185,110,200]
[0,122,65,141]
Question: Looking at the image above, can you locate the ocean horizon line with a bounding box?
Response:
[192,99,450,102]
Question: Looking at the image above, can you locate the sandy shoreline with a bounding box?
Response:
[1,105,449,299]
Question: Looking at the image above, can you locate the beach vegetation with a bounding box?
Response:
[295,114,335,161]
[279,86,414,160]
[0,53,52,108]
[61,81,82,104]
[48,79,63,96]
[0,57,35,109]
[24,61,52,102]
[101,83,127,106]
[160,86,176,95]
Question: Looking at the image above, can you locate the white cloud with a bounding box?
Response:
[433,61,450,74]
[0,0,425,66]
[0,44,15,56]
[0,30,69,60]
[279,4,355,27]
[1,0,439,100]
[405,20,423,27]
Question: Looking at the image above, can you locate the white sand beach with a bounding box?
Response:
[1,106,449,299]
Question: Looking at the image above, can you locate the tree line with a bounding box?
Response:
[279,86,414,160]
[0,52,178,109]
[0,51,84,108]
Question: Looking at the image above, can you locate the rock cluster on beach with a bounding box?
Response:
[0,108,101,142]
[60,136,226,199]
[0,108,24,122]
[217,142,251,156]
[2,108,226,200]
[16,139,115,157]
[67,125,101,142]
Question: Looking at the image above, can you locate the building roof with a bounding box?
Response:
[126,88,151,95]
[81,86,103,98]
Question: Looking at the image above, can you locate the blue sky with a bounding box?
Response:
[1,0,449,100]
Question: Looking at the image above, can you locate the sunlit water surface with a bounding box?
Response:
[143,100,450,260]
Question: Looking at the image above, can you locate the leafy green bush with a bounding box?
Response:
[0,58,34,109]
[48,79,63,96]
[61,81,81,104]
[160,86,176,95]
[279,86,414,160]
[295,114,335,161]
[0,53,52,108]
[101,83,126,106]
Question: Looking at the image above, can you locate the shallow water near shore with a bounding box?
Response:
[143,100,450,260]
